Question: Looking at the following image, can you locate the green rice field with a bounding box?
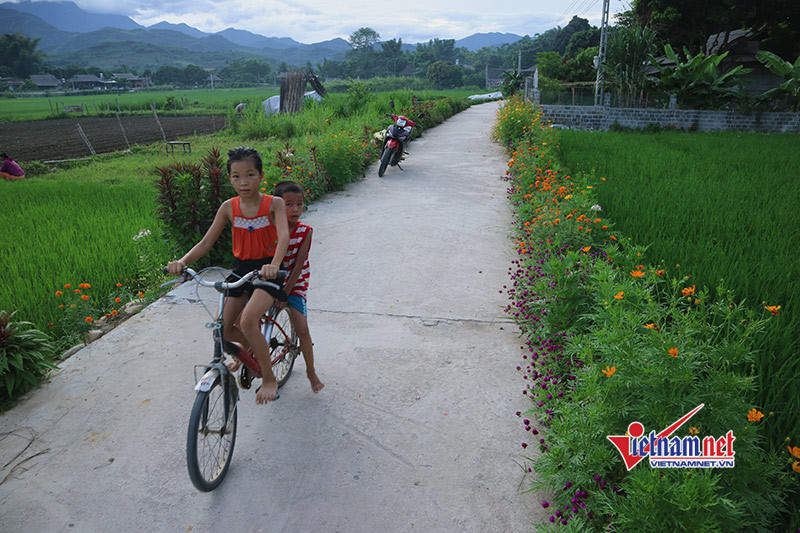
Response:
[558,129,800,444]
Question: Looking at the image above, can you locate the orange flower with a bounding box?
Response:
[111,309,118,316]
[644,323,657,330]
[601,365,616,378]
[85,316,93,323]
[764,305,781,316]
[582,246,591,252]
[115,297,122,303]
[116,283,122,287]
[138,291,144,298]
[74,289,81,294]
[64,284,71,289]
[609,235,617,241]
[793,461,800,474]
[788,446,800,459]
[656,270,665,276]
[681,285,696,296]
[58,304,64,309]
[81,294,89,301]
[669,348,678,358]
[747,408,765,422]
[630,270,645,278]
[55,290,63,297]
[614,291,624,300]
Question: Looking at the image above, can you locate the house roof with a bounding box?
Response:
[67,74,116,84]
[29,74,61,86]
[112,73,144,81]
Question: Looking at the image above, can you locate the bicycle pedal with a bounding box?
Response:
[239,367,254,390]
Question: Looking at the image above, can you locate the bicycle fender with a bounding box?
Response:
[195,367,220,392]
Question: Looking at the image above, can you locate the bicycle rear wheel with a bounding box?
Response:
[266,306,298,387]
[186,375,237,491]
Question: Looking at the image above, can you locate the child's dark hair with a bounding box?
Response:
[273,180,304,197]
[227,146,263,174]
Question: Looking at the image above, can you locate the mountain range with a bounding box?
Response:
[0,1,522,70]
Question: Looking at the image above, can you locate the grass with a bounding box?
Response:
[0,87,280,121]
[0,89,472,352]
[557,129,800,447]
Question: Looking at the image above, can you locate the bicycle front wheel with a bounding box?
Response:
[267,306,298,387]
[186,376,237,491]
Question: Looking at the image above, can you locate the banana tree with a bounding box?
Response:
[651,44,751,109]
[756,50,800,111]
[501,69,524,97]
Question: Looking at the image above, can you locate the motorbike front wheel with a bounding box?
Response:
[378,146,394,177]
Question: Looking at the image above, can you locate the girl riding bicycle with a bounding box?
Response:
[167,146,289,405]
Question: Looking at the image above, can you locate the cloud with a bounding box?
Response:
[68,0,629,43]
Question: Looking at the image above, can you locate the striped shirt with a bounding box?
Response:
[281,223,311,299]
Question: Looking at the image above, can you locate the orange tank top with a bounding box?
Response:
[231,195,278,260]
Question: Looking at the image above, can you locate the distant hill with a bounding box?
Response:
[0,7,76,50]
[0,1,523,71]
[455,32,523,51]
[8,0,142,32]
[147,21,208,39]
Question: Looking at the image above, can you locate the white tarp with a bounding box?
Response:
[262,91,323,115]
[468,91,504,100]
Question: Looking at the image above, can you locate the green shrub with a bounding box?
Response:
[0,310,58,405]
[154,147,234,268]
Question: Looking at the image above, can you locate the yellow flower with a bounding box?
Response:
[601,365,616,378]
[764,305,781,316]
[747,408,764,422]
[688,426,699,436]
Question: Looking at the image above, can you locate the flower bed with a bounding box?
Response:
[494,96,799,531]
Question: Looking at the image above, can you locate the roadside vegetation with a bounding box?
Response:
[495,96,799,531]
[0,89,471,406]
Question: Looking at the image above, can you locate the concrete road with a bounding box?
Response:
[0,102,546,532]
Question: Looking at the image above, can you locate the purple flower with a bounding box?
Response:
[541,501,549,509]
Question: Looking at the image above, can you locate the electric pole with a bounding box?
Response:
[594,0,610,106]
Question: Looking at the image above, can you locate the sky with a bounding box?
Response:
[71,0,631,44]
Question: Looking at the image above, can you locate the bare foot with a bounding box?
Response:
[308,372,324,394]
[255,379,278,404]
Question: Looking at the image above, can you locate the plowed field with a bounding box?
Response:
[0,115,227,163]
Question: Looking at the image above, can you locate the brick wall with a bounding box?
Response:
[539,105,800,133]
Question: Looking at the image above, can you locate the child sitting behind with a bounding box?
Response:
[273,180,324,393]
[167,147,289,405]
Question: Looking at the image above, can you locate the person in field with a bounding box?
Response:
[273,180,324,393]
[167,146,289,405]
[0,153,25,180]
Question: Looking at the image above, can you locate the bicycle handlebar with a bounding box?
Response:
[160,267,288,293]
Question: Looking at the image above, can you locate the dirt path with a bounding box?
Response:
[0,101,547,532]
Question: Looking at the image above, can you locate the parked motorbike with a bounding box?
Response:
[377,101,424,177]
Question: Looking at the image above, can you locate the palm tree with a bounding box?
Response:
[605,26,658,107]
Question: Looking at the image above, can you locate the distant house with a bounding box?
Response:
[0,77,24,91]
[112,73,147,89]
[29,74,62,90]
[66,74,116,90]
[704,29,783,95]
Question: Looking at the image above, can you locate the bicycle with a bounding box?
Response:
[161,266,300,492]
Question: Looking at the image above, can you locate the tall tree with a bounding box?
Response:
[348,27,381,50]
[0,32,46,78]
